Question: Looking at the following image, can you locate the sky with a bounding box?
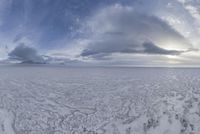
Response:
[0,0,200,66]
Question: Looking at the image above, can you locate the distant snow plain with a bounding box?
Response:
[0,65,200,134]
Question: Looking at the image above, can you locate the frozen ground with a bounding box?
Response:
[0,65,200,134]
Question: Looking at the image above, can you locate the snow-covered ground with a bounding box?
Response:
[0,65,200,134]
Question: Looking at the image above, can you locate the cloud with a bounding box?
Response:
[142,42,182,55]
[8,43,45,64]
[80,4,193,59]
[81,41,183,58]
[8,44,85,65]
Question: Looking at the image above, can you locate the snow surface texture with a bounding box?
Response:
[0,66,200,134]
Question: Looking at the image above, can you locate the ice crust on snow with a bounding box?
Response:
[0,66,199,134]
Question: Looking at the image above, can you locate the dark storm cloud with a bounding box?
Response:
[8,44,45,64]
[80,5,193,59]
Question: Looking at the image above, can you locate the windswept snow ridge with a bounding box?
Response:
[0,66,200,134]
